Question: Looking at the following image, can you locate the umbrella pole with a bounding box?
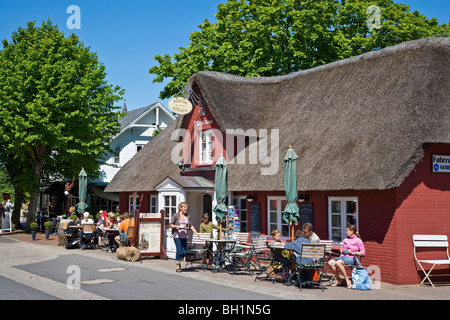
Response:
[291,222,294,242]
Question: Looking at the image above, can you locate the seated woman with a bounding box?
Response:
[99,212,118,252]
[328,224,366,289]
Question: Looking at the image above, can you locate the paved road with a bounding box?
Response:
[0,236,286,301]
[2,233,450,303]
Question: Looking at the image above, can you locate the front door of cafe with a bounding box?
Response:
[156,176,215,260]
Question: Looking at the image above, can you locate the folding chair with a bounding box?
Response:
[294,243,327,291]
[80,223,97,249]
[185,233,211,271]
[249,236,271,272]
[413,235,450,288]
[318,240,334,282]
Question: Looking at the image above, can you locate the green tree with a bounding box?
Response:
[149,0,449,99]
[0,20,124,228]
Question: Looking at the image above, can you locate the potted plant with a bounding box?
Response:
[30,222,39,241]
[44,221,53,240]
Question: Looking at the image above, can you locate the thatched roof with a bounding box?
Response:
[106,37,449,193]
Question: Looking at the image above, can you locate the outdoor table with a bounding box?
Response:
[205,239,236,273]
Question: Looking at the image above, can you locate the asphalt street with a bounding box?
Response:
[2,233,450,304]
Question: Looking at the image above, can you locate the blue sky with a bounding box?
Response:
[0,0,448,112]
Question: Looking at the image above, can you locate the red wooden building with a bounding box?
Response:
[106,37,450,285]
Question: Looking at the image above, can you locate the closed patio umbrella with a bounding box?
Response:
[282,146,300,241]
[213,155,228,238]
[76,168,88,214]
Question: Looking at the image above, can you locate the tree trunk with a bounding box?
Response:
[26,144,46,230]
[11,189,24,230]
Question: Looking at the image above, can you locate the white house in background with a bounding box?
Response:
[89,101,176,212]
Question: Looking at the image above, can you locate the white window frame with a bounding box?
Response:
[150,194,158,214]
[128,194,140,215]
[114,145,121,164]
[199,130,213,164]
[162,194,178,227]
[136,144,145,153]
[328,196,359,243]
[267,196,290,240]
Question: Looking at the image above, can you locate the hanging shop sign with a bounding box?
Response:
[432,155,450,173]
[168,97,193,115]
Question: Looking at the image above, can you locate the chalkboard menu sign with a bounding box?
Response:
[249,202,261,238]
[300,203,314,227]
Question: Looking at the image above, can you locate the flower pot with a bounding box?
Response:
[31,230,36,241]
[45,230,50,240]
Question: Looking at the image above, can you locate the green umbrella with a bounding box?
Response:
[76,168,88,214]
[213,155,228,237]
[282,146,300,241]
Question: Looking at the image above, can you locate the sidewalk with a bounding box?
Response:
[2,231,450,300]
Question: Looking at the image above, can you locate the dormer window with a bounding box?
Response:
[200,130,213,164]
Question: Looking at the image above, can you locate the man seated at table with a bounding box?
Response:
[284,229,314,286]
[115,212,135,247]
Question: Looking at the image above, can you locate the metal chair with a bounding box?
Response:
[413,235,450,287]
[185,233,211,270]
[294,243,327,291]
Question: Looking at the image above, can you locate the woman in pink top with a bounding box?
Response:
[328,224,365,289]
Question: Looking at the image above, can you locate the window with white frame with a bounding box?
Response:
[328,197,358,243]
[163,195,177,227]
[200,130,213,164]
[268,197,289,239]
[128,194,140,215]
[114,146,121,164]
[150,195,158,213]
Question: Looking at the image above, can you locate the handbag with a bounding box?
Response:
[351,257,372,290]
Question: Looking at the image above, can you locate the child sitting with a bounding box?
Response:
[268,229,291,280]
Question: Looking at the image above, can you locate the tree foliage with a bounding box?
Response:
[149,0,449,99]
[0,20,124,222]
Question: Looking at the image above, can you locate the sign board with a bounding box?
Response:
[135,210,167,259]
[300,203,314,227]
[249,202,261,239]
[432,155,450,173]
[1,212,12,232]
[168,97,193,115]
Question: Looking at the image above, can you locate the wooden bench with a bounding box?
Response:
[413,234,450,287]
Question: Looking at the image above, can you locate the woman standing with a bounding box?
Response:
[170,202,200,272]
[328,224,366,288]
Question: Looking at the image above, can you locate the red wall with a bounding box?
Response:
[394,143,450,285]
[233,144,449,285]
